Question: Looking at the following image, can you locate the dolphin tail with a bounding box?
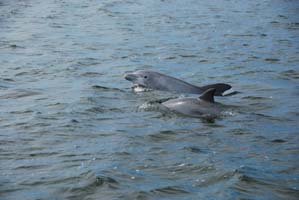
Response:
[199,83,232,96]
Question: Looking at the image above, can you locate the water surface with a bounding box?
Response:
[0,0,299,199]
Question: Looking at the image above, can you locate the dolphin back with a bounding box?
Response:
[151,73,231,96]
[199,83,232,96]
[151,74,202,94]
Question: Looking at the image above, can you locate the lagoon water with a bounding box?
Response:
[0,0,299,199]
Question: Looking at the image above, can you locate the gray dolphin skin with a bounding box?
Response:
[124,70,231,96]
[162,88,221,118]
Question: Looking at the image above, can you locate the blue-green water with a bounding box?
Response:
[0,0,298,199]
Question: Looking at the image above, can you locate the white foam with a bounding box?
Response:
[133,86,147,92]
[139,102,151,110]
[222,110,237,116]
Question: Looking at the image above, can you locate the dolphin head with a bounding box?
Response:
[123,70,159,88]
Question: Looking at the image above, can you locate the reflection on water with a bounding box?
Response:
[0,0,299,199]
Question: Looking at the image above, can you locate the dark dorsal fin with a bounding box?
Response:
[199,83,231,96]
[199,88,216,103]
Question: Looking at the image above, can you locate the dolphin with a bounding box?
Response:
[124,70,231,96]
[162,88,222,118]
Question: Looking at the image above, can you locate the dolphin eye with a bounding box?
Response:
[144,76,147,79]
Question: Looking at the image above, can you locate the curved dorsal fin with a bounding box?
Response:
[199,83,231,96]
[199,88,216,103]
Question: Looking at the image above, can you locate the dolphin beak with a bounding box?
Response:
[124,73,137,82]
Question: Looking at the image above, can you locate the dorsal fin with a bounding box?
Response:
[199,88,216,103]
[199,83,231,96]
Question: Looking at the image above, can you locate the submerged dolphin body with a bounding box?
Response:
[162,88,221,118]
[124,70,231,96]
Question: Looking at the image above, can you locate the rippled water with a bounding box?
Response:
[1,0,299,199]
